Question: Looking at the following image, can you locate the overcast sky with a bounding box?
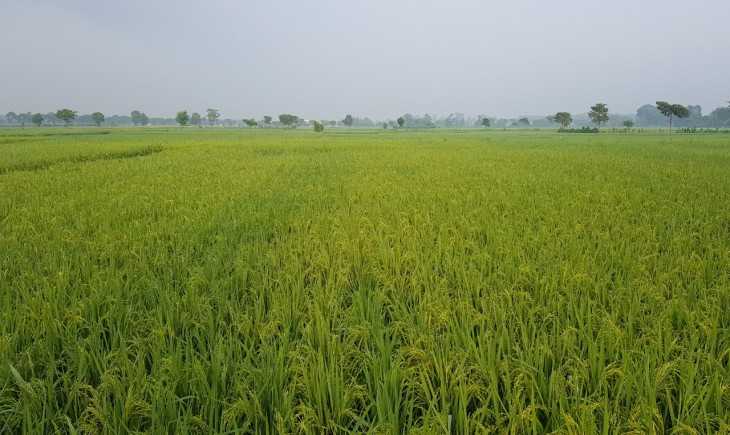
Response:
[2,0,729,119]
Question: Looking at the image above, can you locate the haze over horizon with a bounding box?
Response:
[3,0,729,119]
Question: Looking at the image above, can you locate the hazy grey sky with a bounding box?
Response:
[3,0,729,119]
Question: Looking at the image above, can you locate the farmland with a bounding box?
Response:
[1,128,729,433]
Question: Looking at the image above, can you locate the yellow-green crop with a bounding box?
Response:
[1,128,729,433]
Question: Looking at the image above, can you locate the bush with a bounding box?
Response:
[559,127,599,133]
[677,127,730,134]
[313,121,324,132]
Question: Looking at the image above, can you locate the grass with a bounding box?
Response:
[0,128,729,433]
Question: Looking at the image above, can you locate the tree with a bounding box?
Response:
[263,116,272,126]
[709,106,730,127]
[656,101,689,131]
[623,120,635,129]
[131,110,149,126]
[382,122,388,129]
[18,113,32,127]
[588,103,609,128]
[480,117,491,127]
[553,112,572,128]
[445,113,466,128]
[191,113,202,127]
[5,112,18,125]
[687,105,702,122]
[44,112,58,126]
[56,109,77,126]
[31,113,44,127]
[176,111,190,126]
[313,120,324,132]
[91,112,105,126]
[397,116,405,128]
[243,118,258,128]
[343,114,354,127]
[278,114,299,128]
[636,104,664,126]
[207,108,220,126]
[517,117,531,127]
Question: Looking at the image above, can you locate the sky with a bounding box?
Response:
[2,0,729,119]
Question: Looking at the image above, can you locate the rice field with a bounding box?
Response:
[1,128,729,434]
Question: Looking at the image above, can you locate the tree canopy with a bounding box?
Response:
[91,112,105,126]
[176,111,190,126]
[588,103,609,127]
[56,109,77,126]
[553,112,572,128]
[207,108,221,126]
[131,110,149,126]
[656,101,689,130]
[279,114,299,127]
[31,113,44,127]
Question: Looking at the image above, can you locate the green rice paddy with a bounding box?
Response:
[1,128,728,433]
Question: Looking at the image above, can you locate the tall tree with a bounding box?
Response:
[553,112,572,128]
[31,113,44,127]
[44,112,58,126]
[263,116,272,126]
[243,118,258,128]
[278,114,299,128]
[207,108,220,126]
[18,113,32,128]
[709,106,730,127]
[588,103,609,127]
[636,104,664,126]
[397,116,405,128]
[656,101,689,131]
[480,117,491,127]
[190,113,202,127]
[56,109,77,126]
[343,114,354,127]
[5,112,18,125]
[91,112,105,126]
[176,111,190,126]
[131,110,145,126]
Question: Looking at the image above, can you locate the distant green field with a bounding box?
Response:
[1,128,729,433]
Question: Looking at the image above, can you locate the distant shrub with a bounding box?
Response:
[677,127,730,134]
[559,127,599,133]
[313,121,324,132]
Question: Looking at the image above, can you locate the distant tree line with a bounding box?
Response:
[3,101,729,130]
[2,110,178,127]
[635,103,729,128]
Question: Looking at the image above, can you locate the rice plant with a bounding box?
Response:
[1,128,728,433]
